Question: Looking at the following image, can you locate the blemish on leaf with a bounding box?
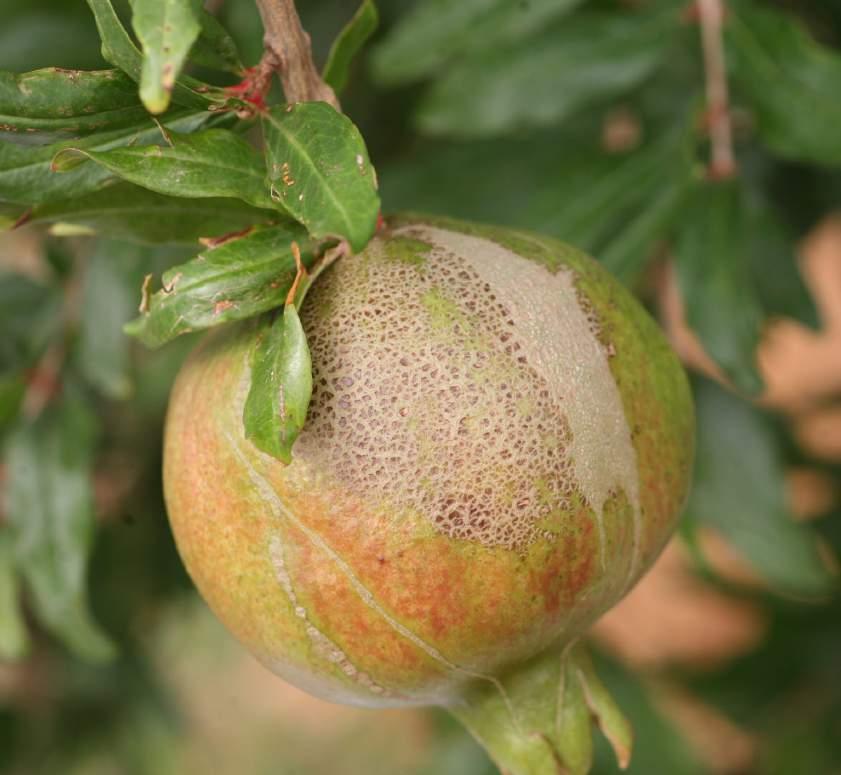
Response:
[138,274,153,313]
[162,272,182,294]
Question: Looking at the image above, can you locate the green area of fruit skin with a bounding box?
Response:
[162,214,694,712]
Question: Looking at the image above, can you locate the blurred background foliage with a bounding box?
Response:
[1,0,840,773]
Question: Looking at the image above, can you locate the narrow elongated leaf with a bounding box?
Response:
[599,168,693,283]
[0,68,146,145]
[190,10,243,74]
[86,0,224,111]
[0,529,28,660]
[77,241,142,398]
[674,180,765,395]
[243,305,312,463]
[747,198,819,329]
[0,109,217,206]
[124,223,316,348]
[129,0,202,114]
[86,0,144,80]
[728,0,841,166]
[416,10,680,136]
[323,0,379,94]
[3,399,116,661]
[686,379,837,598]
[29,183,278,245]
[263,102,379,251]
[55,129,275,209]
[371,0,585,86]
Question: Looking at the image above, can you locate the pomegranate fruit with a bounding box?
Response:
[163,215,694,774]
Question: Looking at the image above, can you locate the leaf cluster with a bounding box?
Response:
[0,0,379,663]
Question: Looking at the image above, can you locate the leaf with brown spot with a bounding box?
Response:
[128,0,203,114]
[243,303,312,464]
[124,223,316,348]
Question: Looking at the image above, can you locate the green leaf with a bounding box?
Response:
[728,0,841,166]
[685,378,837,599]
[674,180,765,395]
[86,0,145,80]
[124,223,316,348]
[381,130,694,283]
[415,9,681,137]
[76,241,141,398]
[747,198,819,330]
[0,373,25,437]
[0,529,28,661]
[371,0,585,86]
[189,9,244,74]
[323,0,378,94]
[54,128,275,209]
[30,183,278,245]
[3,398,116,661]
[599,170,693,283]
[128,0,202,114]
[0,272,61,374]
[0,68,147,145]
[262,102,380,252]
[0,108,218,206]
[243,304,312,464]
[86,0,224,111]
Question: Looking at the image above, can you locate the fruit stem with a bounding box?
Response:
[253,0,340,109]
[448,642,632,775]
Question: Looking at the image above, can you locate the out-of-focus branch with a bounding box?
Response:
[254,0,340,109]
[697,0,736,179]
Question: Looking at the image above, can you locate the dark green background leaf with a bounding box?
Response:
[323,0,379,94]
[0,529,28,661]
[371,0,586,86]
[674,180,765,395]
[3,398,116,661]
[728,0,841,166]
[414,10,681,136]
[685,378,837,599]
[29,183,278,245]
[76,240,142,398]
[189,8,243,74]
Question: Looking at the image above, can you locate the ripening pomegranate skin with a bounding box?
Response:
[163,215,693,731]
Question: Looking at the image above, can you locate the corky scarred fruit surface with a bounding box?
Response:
[163,215,694,775]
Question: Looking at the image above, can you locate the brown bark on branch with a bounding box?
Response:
[254,0,340,109]
[697,0,736,178]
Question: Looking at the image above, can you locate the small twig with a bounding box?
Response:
[697,0,736,179]
[285,241,308,306]
[253,0,340,109]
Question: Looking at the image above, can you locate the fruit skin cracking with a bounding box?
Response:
[163,214,694,708]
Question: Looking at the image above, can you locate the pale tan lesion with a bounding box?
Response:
[408,226,643,582]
